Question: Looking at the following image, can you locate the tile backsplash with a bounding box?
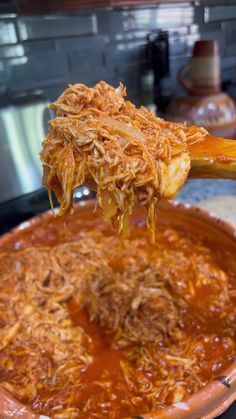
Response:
[1,1,236,104]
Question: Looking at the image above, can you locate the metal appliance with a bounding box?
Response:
[0,94,51,203]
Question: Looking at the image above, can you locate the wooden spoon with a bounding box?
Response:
[189,135,236,180]
[83,134,236,194]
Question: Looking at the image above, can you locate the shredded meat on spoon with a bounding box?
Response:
[41,81,207,240]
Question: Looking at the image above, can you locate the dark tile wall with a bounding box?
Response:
[1,1,236,103]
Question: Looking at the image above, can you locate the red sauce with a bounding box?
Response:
[68,300,125,409]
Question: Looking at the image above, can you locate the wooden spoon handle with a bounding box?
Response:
[189,135,236,180]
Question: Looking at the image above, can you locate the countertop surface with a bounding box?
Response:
[177,178,236,205]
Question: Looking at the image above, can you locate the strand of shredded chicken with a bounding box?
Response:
[0,219,235,418]
[40,81,207,241]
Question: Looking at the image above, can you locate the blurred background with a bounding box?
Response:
[0,0,236,234]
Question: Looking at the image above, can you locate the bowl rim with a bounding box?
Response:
[0,199,236,419]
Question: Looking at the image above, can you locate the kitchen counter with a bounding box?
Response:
[177,179,236,204]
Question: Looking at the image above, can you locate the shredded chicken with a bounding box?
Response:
[40,81,207,240]
[0,218,235,418]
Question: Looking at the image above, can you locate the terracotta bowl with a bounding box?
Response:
[0,199,236,419]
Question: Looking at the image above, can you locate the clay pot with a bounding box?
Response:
[0,199,236,418]
[178,40,221,96]
[166,93,236,139]
[167,39,236,139]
